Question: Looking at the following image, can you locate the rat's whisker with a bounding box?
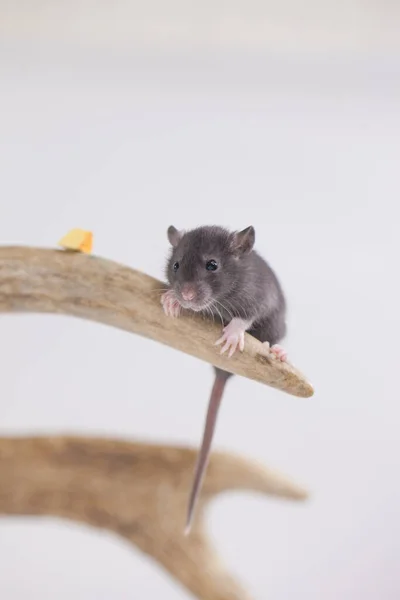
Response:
[213,299,233,321]
[210,301,224,327]
[203,304,213,323]
[149,288,169,294]
[212,299,229,319]
[229,297,250,320]
[219,297,240,319]
[214,301,231,324]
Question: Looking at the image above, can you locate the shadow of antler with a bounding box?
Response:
[0,436,308,600]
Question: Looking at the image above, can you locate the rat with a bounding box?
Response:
[161,224,288,533]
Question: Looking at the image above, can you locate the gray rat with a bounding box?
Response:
[161,224,288,533]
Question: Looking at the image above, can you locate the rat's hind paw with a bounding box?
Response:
[266,343,288,362]
[215,319,246,357]
[161,289,181,318]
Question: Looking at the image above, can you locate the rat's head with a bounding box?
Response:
[165,224,255,311]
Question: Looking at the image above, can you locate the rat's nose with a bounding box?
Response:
[181,284,196,301]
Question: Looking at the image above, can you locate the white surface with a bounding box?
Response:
[0,39,400,600]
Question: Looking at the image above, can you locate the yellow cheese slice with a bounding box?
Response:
[58,229,93,253]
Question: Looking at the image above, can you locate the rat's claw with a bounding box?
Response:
[161,289,181,318]
[228,342,239,358]
[215,320,246,357]
[170,299,181,318]
[218,338,237,356]
[238,335,245,352]
[270,344,288,362]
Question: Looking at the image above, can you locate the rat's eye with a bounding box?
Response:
[173,262,180,272]
[206,259,218,271]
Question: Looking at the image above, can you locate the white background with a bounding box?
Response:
[0,3,400,599]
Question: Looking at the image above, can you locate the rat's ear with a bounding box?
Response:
[167,225,183,247]
[229,226,255,256]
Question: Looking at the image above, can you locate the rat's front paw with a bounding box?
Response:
[215,319,246,357]
[161,289,181,318]
[264,342,288,362]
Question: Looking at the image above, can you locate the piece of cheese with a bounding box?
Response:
[58,229,93,253]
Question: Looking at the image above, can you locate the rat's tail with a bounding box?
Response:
[185,368,231,534]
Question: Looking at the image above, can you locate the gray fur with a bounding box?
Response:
[165,224,287,345]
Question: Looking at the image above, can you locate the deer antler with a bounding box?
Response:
[0,246,313,397]
[0,436,308,600]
